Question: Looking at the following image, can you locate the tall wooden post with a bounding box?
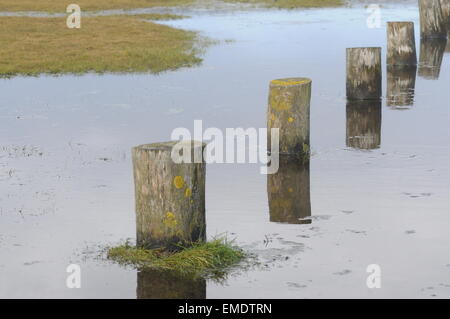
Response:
[346,47,382,100]
[346,100,382,150]
[132,140,206,249]
[267,78,312,156]
[387,22,417,66]
[419,0,447,38]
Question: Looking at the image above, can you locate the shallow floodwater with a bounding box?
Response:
[1,3,450,298]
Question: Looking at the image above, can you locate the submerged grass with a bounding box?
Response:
[0,15,205,77]
[223,0,345,9]
[0,0,195,12]
[107,238,247,278]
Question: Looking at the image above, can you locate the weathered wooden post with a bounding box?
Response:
[346,47,382,100]
[267,78,312,156]
[346,100,382,150]
[419,38,447,79]
[419,0,447,38]
[387,22,417,66]
[387,66,417,108]
[132,140,206,249]
[267,156,311,224]
[137,270,206,299]
[440,0,450,25]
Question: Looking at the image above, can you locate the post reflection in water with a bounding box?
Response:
[419,38,447,80]
[346,100,382,150]
[447,30,450,53]
[137,270,206,299]
[267,156,311,225]
[387,66,417,109]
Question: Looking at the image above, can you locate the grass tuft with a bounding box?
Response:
[0,15,206,77]
[223,0,345,9]
[107,238,247,278]
[0,0,196,13]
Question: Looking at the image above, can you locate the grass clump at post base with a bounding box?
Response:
[0,15,204,77]
[0,0,195,12]
[223,0,345,9]
[107,238,246,278]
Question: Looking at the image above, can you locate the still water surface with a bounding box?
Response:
[1,3,450,298]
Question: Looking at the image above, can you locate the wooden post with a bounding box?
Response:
[419,0,446,39]
[346,100,381,150]
[137,270,206,299]
[267,156,311,224]
[267,78,311,155]
[132,140,206,249]
[419,38,447,79]
[387,22,417,66]
[387,66,417,108]
[440,0,450,25]
[346,47,382,100]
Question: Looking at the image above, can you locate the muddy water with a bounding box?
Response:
[1,3,450,298]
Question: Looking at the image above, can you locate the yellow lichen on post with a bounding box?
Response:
[267,77,312,156]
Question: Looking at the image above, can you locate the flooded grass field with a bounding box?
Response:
[1,1,450,298]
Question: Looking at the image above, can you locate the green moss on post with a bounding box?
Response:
[267,78,312,156]
[132,140,206,250]
[346,47,382,100]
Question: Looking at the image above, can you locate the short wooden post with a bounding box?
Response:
[346,100,382,150]
[387,66,417,108]
[419,0,446,38]
[346,47,382,100]
[419,38,447,79]
[387,22,417,66]
[267,156,311,224]
[137,270,206,299]
[267,78,312,155]
[132,140,206,249]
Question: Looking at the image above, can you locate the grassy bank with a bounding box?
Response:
[0,0,194,12]
[223,0,345,9]
[0,15,204,77]
[108,239,246,278]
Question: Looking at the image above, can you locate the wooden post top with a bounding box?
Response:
[270,78,311,88]
[133,140,205,151]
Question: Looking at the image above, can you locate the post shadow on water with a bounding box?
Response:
[137,269,206,299]
[419,37,448,80]
[346,100,382,150]
[267,156,311,225]
[387,65,417,109]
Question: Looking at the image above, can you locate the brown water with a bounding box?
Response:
[1,3,450,298]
